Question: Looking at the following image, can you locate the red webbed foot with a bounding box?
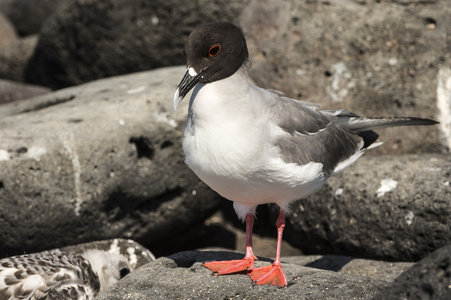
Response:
[203,257,255,275]
[248,263,287,287]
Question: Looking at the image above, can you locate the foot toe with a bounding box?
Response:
[203,258,255,275]
[248,264,287,287]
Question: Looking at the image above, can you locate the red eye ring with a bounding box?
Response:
[208,44,221,57]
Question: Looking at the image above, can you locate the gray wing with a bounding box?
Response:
[267,91,437,175]
[267,94,365,175]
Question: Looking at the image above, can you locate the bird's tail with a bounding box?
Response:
[322,110,438,149]
[323,109,438,132]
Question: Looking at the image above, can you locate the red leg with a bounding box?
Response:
[248,209,288,287]
[203,214,257,275]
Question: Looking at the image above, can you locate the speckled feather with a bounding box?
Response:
[0,249,130,300]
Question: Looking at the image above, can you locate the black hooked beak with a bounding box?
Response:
[173,68,202,111]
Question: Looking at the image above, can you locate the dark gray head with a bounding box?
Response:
[173,22,249,109]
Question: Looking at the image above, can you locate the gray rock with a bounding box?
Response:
[0,0,70,36]
[279,154,451,261]
[373,244,451,300]
[282,255,413,282]
[25,0,246,89]
[0,35,38,82]
[0,66,223,257]
[0,11,17,49]
[96,250,389,300]
[0,79,51,103]
[240,0,446,155]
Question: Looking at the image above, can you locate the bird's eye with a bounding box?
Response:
[119,268,130,278]
[208,44,221,57]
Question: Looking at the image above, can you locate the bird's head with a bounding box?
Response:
[173,22,249,110]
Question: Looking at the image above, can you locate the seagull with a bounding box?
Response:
[0,249,131,299]
[173,22,437,287]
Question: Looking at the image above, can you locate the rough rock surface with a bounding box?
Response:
[373,244,451,300]
[279,154,451,262]
[0,35,38,82]
[0,66,223,258]
[0,0,70,36]
[96,251,390,300]
[282,255,413,282]
[0,79,51,103]
[25,0,246,89]
[240,0,446,155]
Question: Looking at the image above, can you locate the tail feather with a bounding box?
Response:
[322,109,438,149]
[332,115,438,132]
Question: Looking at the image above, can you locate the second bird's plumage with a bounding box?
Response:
[0,249,131,299]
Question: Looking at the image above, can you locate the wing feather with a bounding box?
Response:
[254,88,364,175]
[0,250,100,300]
